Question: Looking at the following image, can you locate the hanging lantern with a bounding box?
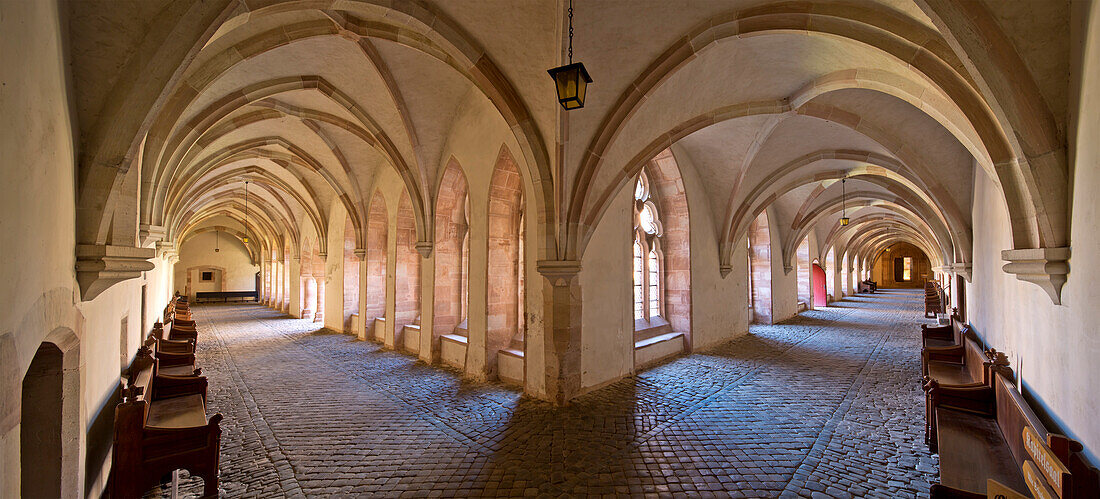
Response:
[548,0,591,110]
[839,177,850,225]
[242,180,250,244]
[215,230,221,253]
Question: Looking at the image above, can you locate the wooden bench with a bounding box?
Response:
[169,318,198,343]
[143,336,199,377]
[921,310,967,349]
[925,281,946,318]
[195,290,257,303]
[112,349,221,498]
[150,322,196,355]
[929,373,1099,498]
[922,344,1011,450]
[858,280,877,293]
[921,336,994,388]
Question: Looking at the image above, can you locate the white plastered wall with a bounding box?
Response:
[174,230,259,296]
[963,2,1100,463]
[0,2,175,496]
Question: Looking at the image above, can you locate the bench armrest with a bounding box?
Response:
[154,374,208,402]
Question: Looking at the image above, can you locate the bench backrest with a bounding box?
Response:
[995,373,1048,471]
[963,337,986,383]
[953,321,967,343]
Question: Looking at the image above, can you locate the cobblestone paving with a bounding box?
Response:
[155,289,938,498]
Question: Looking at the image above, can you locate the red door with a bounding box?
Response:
[812,263,827,307]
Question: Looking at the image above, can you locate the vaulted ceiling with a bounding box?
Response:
[66,0,1069,281]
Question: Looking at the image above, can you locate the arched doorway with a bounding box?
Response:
[21,329,80,498]
[22,343,63,498]
[812,263,827,308]
[796,238,811,310]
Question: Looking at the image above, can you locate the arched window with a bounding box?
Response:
[633,241,644,320]
[633,171,664,322]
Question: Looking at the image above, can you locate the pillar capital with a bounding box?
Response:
[1001,247,1070,305]
[536,260,581,286]
[354,249,367,261]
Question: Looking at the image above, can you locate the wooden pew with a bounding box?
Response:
[143,336,199,377]
[169,318,198,343]
[112,349,222,498]
[150,321,195,353]
[923,347,1011,450]
[928,373,1099,498]
[925,281,946,318]
[921,336,993,388]
[921,309,966,349]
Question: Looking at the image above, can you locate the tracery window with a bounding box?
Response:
[633,172,664,321]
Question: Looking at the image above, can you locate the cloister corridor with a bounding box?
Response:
[156,290,936,498]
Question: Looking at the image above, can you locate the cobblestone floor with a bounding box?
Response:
[154,289,938,498]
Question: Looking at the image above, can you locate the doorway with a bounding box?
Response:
[812,263,827,308]
[21,342,64,498]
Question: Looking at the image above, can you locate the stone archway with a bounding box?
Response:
[20,327,81,498]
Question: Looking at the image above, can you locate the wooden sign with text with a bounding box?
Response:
[1023,426,1070,497]
[987,478,1029,499]
[1024,461,1057,499]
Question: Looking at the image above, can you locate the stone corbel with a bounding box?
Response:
[354,249,367,262]
[719,264,732,277]
[949,263,972,283]
[139,224,166,247]
[76,244,156,301]
[1001,247,1070,305]
[414,241,433,259]
[783,264,794,275]
[157,241,176,259]
[537,260,582,287]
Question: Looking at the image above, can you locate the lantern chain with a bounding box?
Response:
[841,177,846,218]
[567,0,574,64]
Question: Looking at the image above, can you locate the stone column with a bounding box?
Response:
[288,256,302,318]
[416,242,435,363]
[314,252,326,324]
[536,260,582,405]
[356,249,368,340]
